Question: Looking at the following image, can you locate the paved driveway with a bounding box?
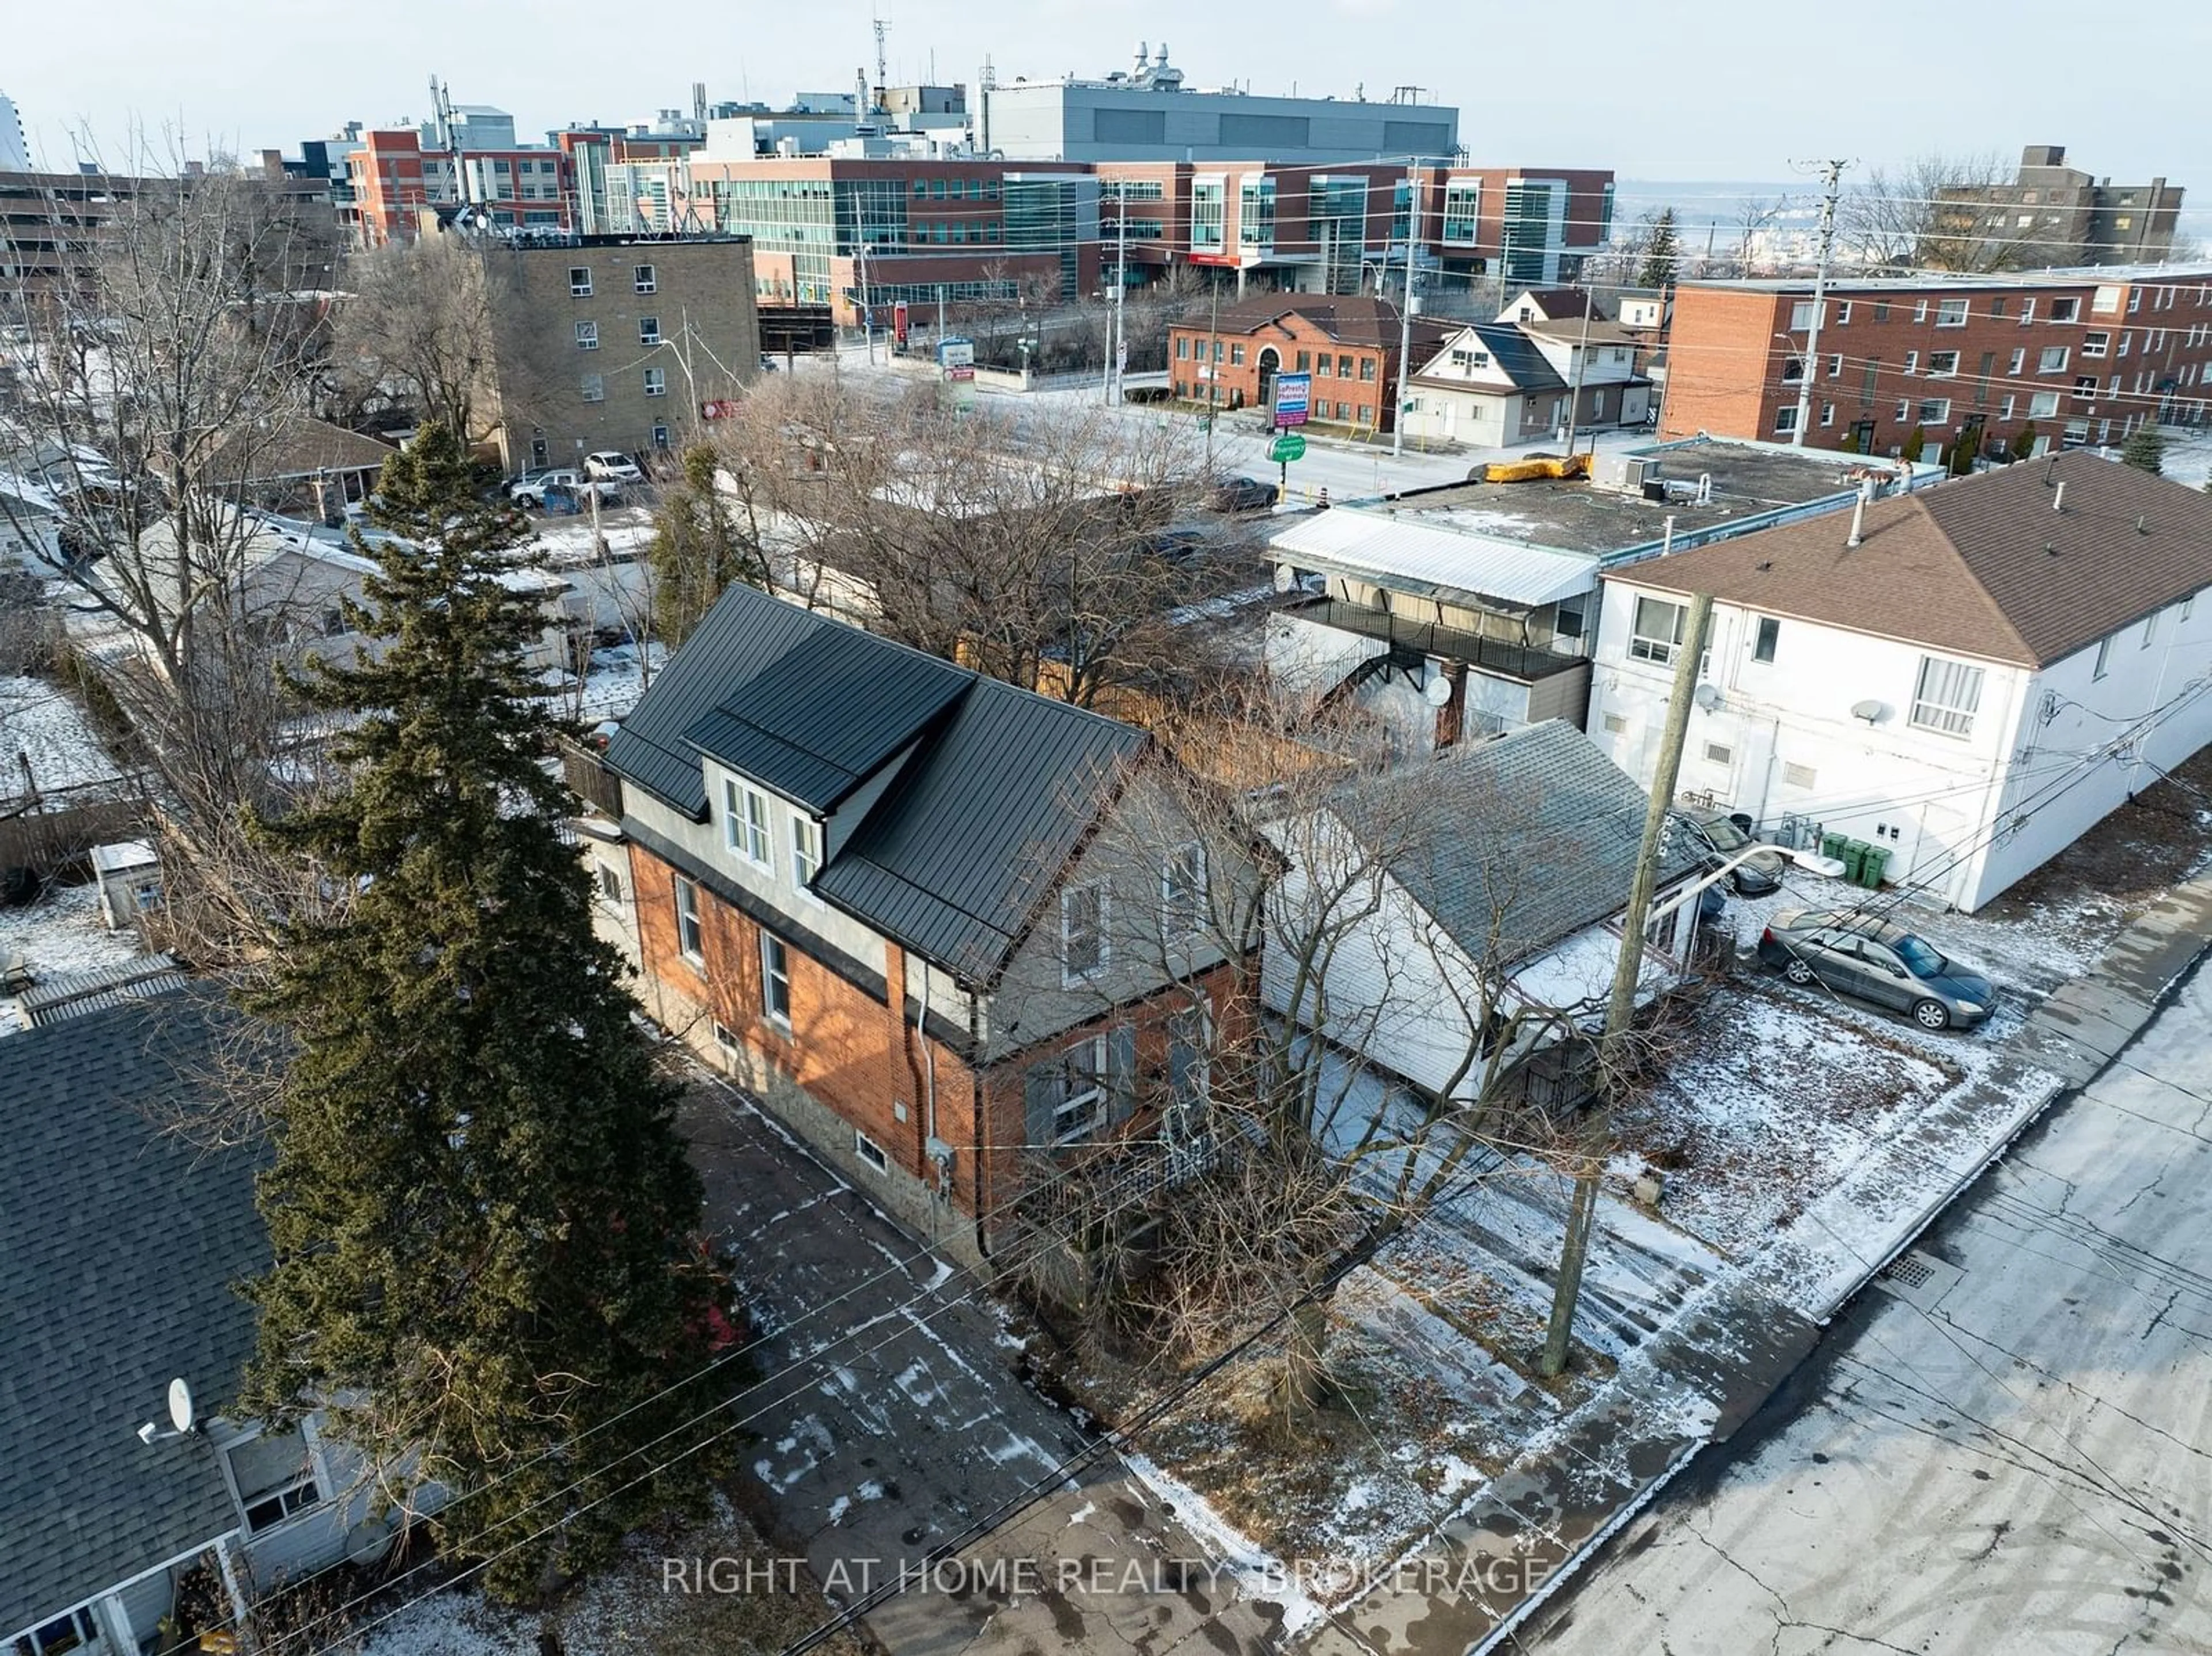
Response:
[682,1077,1289,1654]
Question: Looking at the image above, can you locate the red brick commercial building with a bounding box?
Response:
[1664,267,2212,462]
[600,583,1255,1258]
[343,127,574,244]
[1168,295,1452,433]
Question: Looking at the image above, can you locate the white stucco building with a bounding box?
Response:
[1589,450,2212,912]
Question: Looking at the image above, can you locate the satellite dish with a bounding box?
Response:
[1851,699,1887,724]
[167,1377,196,1435]
[1692,683,1722,712]
[1422,674,1455,706]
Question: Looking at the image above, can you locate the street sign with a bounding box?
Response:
[947,365,976,382]
[1270,433,1307,464]
[937,336,975,370]
[1273,372,1312,429]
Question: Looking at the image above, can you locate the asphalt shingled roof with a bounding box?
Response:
[1335,719,1700,969]
[0,995,266,1635]
[1615,449,2212,669]
[607,585,1152,984]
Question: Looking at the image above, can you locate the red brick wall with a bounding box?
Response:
[1169,315,1400,430]
[630,844,1256,1238]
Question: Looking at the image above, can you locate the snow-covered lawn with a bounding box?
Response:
[0,673,126,796]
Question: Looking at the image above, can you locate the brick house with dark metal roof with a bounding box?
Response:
[1588,450,2212,911]
[1167,295,1452,434]
[600,583,1259,1257]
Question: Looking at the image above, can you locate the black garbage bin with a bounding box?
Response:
[1728,812,1755,838]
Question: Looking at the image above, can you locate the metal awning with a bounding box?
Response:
[1269,507,1599,611]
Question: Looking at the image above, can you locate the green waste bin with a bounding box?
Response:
[1859,844,1892,889]
[1820,831,1848,865]
[1841,839,1872,884]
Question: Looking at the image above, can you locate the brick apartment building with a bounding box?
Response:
[343,127,574,244]
[1662,267,2212,461]
[600,583,1253,1255]
[483,234,760,472]
[1169,294,1452,433]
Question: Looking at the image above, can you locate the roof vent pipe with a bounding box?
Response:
[1847,480,1869,548]
[2053,480,2067,512]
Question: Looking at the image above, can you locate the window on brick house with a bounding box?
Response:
[760,934,791,1029]
[1023,1029,1132,1146]
[673,875,703,962]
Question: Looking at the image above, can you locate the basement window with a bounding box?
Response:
[854,1130,889,1173]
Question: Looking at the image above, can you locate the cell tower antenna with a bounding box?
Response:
[872,13,890,113]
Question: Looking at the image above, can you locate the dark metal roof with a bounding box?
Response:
[1336,720,1699,969]
[604,585,969,817]
[0,995,267,1635]
[19,954,189,1026]
[815,677,1147,983]
[609,584,1151,983]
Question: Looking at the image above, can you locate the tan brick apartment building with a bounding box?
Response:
[600,583,1253,1257]
[1663,267,2212,461]
[484,234,760,472]
[1169,295,1452,433]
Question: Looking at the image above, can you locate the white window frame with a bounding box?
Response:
[1752,615,1780,663]
[1917,397,1951,426]
[1935,297,1969,328]
[790,812,823,895]
[634,262,657,293]
[1161,840,1206,941]
[722,776,772,867]
[2050,296,2081,323]
[1903,350,1919,374]
[1909,655,1984,738]
[643,365,668,397]
[2142,612,2159,649]
[2082,331,2109,358]
[569,266,593,297]
[1628,594,1687,665]
[580,373,604,403]
[854,1128,889,1172]
[1060,881,1107,985]
[1912,299,1929,322]
[2008,347,2025,376]
[1835,301,1852,324]
[1927,350,1960,378]
[760,933,792,1030]
[2038,346,2070,374]
[2029,390,2061,418]
[224,1426,327,1536]
[1772,404,1799,435]
[574,320,599,350]
[639,316,662,346]
[2093,635,2112,679]
[673,874,704,963]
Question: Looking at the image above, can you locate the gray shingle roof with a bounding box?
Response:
[605,585,972,816]
[607,585,1151,984]
[1338,720,1699,969]
[0,996,266,1635]
[1616,450,2212,669]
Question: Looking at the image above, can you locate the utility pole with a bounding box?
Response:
[1792,159,1850,447]
[1203,276,1221,475]
[1540,590,1712,1378]
[1391,162,1419,460]
[1106,183,1129,406]
[1560,283,1596,457]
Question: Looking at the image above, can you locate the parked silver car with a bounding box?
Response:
[1757,908,1996,1030]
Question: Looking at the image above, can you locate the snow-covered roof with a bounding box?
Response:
[1268,507,1598,611]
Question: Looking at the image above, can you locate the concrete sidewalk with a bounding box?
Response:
[1302,871,2212,1656]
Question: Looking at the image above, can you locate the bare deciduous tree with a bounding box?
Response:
[1842,153,2041,274]
[327,232,502,445]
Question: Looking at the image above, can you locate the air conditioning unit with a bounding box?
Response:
[1591,454,1654,495]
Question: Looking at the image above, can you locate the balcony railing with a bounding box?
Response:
[1291,597,1586,683]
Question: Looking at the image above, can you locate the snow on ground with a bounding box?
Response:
[0,878,145,1034]
[0,674,126,795]
[1611,984,1957,1259]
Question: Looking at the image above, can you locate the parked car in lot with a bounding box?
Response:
[509,469,616,509]
[1209,475,1279,513]
[584,450,646,484]
[1679,808,1789,895]
[1757,908,1997,1030]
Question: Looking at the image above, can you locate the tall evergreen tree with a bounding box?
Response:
[241,423,733,1598]
[1637,209,1681,290]
[2121,423,2167,475]
[649,444,768,648]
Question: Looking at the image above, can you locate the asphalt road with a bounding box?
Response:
[1520,962,2212,1655]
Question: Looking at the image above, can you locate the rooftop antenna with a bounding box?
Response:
[872,12,890,114]
[692,81,707,124]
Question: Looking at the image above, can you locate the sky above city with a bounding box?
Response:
[10,0,2210,205]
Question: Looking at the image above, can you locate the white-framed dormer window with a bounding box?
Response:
[1162,840,1206,940]
[1910,655,1984,738]
[760,933,792,1030]
[722,776,772,867]
[790,812,823,894]
[224,1426,326,1535]
[1628,594,1687,665]
[1060,881,1107,984]
[673,874,704,963]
